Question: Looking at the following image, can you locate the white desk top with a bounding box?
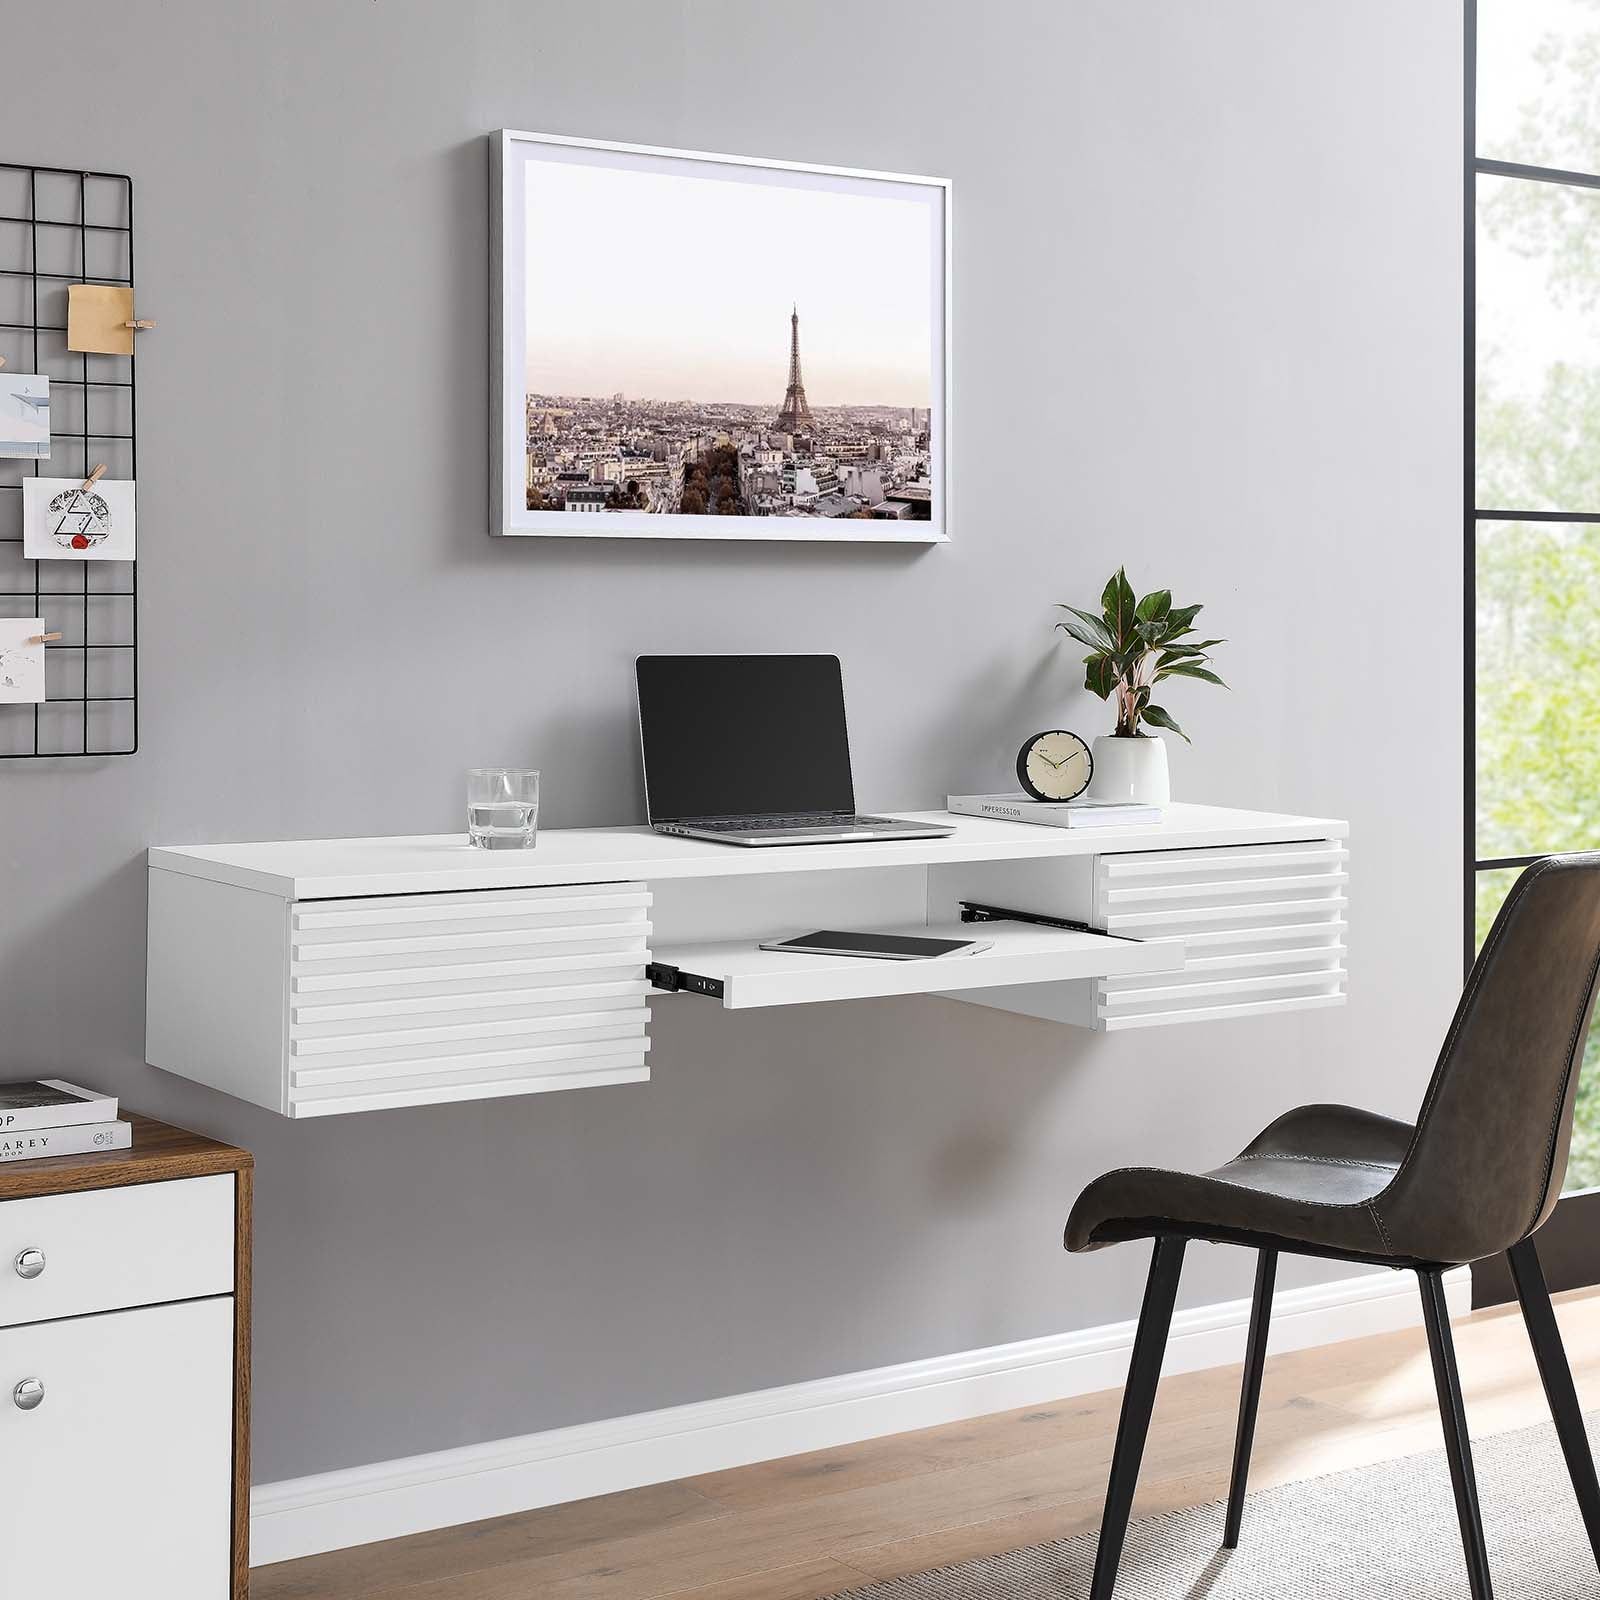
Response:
[148,804,1347,901]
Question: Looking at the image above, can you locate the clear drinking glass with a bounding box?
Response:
[467,768,540,849]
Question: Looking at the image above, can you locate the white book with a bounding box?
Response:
[0,1120,132,1163]
[947,792,1164,829]
[0,1077,118,1132]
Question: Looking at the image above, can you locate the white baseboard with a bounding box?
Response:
[250,1261,1471,1566]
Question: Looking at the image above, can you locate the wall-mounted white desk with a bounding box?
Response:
[146,804,1348,1118]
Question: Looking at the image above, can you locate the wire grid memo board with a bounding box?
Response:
[0,161,137,758]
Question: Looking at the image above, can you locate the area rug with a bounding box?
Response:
[829,1414,1600,1598]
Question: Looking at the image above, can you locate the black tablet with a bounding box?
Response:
[757,930,991,961]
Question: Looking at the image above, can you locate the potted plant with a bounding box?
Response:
[1055,568,1225,804]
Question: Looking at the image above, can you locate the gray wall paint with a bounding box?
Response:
[0,0,1461,1485]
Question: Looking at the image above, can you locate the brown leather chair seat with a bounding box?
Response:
[1066,1103,1417,1262]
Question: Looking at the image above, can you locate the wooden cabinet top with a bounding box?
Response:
[0,1113,251,1202]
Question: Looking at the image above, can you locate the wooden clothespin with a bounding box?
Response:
[80,463,107,491]
[122,319,156,331]
[0,354,6,369]
[27,631,62,646]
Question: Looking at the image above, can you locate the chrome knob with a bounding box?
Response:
[13,1378,43,1411]
[13,1248,44,1280]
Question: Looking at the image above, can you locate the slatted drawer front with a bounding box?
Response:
[1093,840,1348,1030]
[288,882,652,1115]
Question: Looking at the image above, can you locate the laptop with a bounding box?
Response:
[636,654,956,847]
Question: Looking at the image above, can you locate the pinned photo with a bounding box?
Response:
[0,620,47,704]
[0,374,50,460]
[23,475,136,561]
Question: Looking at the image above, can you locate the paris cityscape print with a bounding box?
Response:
[512,138,948,537]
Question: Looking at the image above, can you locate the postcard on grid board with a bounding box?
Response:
[66,284,135,357]
[22,477,136,561]
[0,374,50,459]
[0,621,46,704]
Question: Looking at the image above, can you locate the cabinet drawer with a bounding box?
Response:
[287,881,653,1116]
[1093,839,1349,1029]
[0,1174,235,1328]
[0,1296,234,1597]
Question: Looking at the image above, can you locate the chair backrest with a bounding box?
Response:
[1378,853,1600,1265]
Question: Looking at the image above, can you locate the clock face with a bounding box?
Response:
[1017,729,1092,802]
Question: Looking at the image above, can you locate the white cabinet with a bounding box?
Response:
[0,1125,251,1598]
[932,830,1349,1031]
[287,883,653,1115]
[147,873,654,1118]
[0,1298,235,1598]
[1091,839,1349,1028]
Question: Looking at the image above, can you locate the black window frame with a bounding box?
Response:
[1465,1,1600,970]
[1465,0,1600,1301]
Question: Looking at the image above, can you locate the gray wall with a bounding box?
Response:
[0,0,1462,1485]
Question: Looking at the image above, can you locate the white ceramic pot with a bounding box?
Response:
[1086,733,1170,805]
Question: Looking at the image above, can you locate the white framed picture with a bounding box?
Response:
[491,130,951,543]
[23,477,136,561]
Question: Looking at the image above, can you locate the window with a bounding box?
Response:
[1471,0,1600,1193]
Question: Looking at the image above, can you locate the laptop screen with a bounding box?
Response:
[637,654,857,823]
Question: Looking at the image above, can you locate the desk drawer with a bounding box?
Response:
[1093,840,1349,1029]
[0,1174,235,1328]
[287,881,653,1115]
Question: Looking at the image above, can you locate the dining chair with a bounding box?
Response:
[1066,853,1600,1599]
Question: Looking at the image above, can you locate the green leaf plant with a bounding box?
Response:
[1055,568,1226,743]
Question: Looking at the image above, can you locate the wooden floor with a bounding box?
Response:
[254,1285,1600,1600]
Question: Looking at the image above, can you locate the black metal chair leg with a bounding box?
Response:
[1089,1235,1187,1600]
[1507,1236,1600,1566]
[1419,1268,1494,1600]
[1223,1247,1277,1549]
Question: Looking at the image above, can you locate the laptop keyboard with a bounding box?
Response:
[677,814,898,832]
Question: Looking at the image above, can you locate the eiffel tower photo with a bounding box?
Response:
[774,305,815,434]
[510,136,943,536]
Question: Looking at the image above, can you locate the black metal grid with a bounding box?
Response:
[0,161,137,758]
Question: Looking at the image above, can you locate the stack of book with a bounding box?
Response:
[947,792,1164,829]
[0,1079,130,1163]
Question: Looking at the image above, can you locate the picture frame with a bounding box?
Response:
[491,129,951,543]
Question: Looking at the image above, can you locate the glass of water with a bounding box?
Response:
[467,768,540,850]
